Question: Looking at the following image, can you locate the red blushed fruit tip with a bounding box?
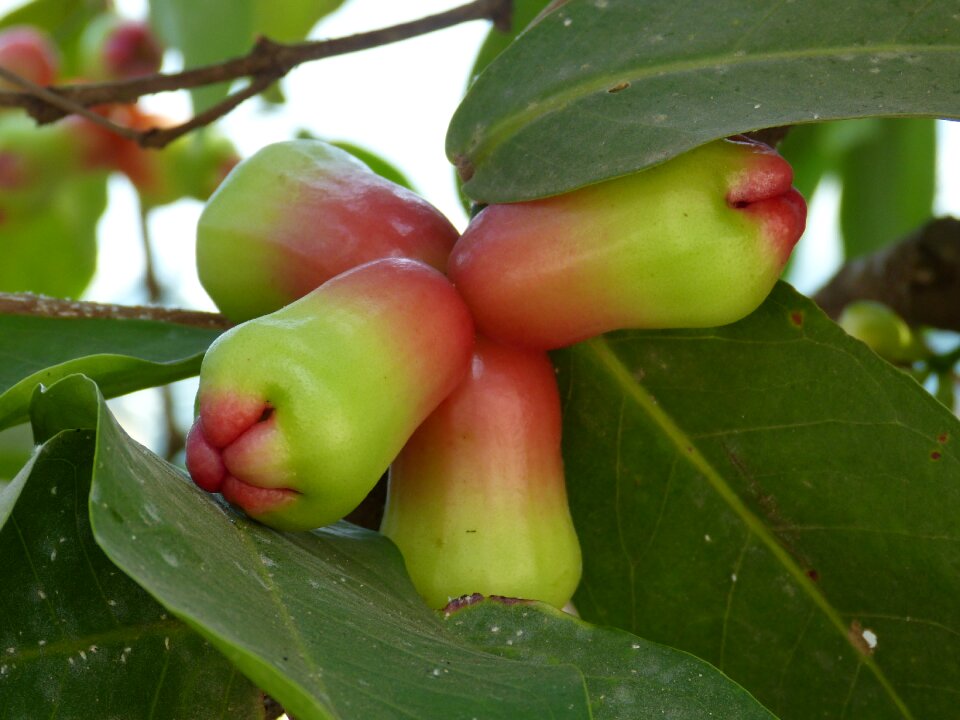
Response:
[220,475,298,515]
[185,421,226,493]
[725,145,807,261]
[726,145,794,207]
[749,187,807,262]
[199,392,270,448]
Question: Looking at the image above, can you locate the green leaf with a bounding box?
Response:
[447,599,777,719]
[150,0,343,112]
[0,422,262,718]
[149,0,256,113]
[0,171,107,298]
[0,423,33,483]
[0,313,221,431]
[251,0,346,43]
[838,118,937,258]
[554,282,960,719]
[467,0,552,85]
[447,0,960,203]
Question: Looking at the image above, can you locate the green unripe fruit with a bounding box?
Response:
[449,138,807,350]
[136,129,239,209]
[838,300,927,363]
[196,139,459,322]
[382,336,582,609]
[185,258,475,531]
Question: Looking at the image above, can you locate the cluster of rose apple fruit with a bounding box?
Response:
[0,21,237,231]
[185,137,807,610]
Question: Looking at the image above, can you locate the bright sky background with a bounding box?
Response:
[2,0,958,448]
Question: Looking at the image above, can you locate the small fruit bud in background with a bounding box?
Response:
[0,26,59,88]
[185,258,475,531]
[449,137,807,350]
[196,140,460,322]
[80,14,163,80]
[838,300,928,364]
[381,336,582,609]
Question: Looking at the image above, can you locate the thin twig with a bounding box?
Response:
[0,65,141,141]
[0,0,513,149]
[0,292,232,329]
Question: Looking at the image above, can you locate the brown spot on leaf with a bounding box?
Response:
[806,569,819,582]
[938,433,949,444]
[931,451,942,461]
[454,154,475,183]
[789,311,804,327]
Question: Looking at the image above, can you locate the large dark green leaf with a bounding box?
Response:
[447,599,776,719]
[0,313,221,431]
[20,375,779,719]
[838,119,937,258]
[78,374,588,720]
[448,0,960,203]
[0,427,262,719]
[555,282,960,719]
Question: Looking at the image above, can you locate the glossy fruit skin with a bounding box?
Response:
[838,300,927,363]
[449,138,807,350]
[185,258,475,531]
[196,140,460,322]
[0,26,59,88]
[381,336,582,609]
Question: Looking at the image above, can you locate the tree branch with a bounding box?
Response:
[814,216,960,331]
[0,0,514,149]
[0,292,232,330]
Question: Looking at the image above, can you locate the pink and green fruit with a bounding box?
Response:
[0,113,84,219]
[79,14,163,80]
[185,258,475,531]
[381,336,582,609]
[449,137,807,350]
[196,139,460,322]
[838,300,928,364]
[0,26,59,88]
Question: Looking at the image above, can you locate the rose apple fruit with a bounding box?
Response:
[381,336,581,609]
[79,15,163,80]
[185,258,475,531]
[838,300,927,364]
[196,139,460,321]
[0,26,59,88]
[449,137,807,350]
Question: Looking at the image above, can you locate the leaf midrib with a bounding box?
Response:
[584,336,915,720]
[461,42,960,169]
